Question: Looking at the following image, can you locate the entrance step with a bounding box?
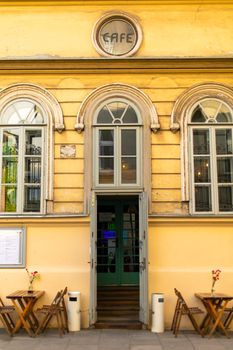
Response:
[96,285,141,329]
[95,320,143,330]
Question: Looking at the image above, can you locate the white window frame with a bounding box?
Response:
[92,97,143,190]
[93,125,142,189]
[189,125,233,215]
[0,125,45,214]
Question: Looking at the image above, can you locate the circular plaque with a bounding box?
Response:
[93,13,142,57]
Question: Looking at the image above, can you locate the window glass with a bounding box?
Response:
[0,101,45,214]
[193,130,210,155]
[2,101,44,125]
[195,186,212,212]
[190,98,233,214]
[95,99,141,187]
[99,130,114,184]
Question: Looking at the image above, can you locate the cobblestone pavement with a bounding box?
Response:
[0,329,232,350]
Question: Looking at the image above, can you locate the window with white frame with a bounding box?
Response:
[93,99,142,188]
[189,98,233,214]
[0,99,46,213]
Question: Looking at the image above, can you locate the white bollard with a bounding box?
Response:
[67,291,81,331]
[151,293,164,333]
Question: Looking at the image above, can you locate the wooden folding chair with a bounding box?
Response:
[224,307,233,329]
[171,288,204,337]
[36,287,68,337]
[0,297,15,336]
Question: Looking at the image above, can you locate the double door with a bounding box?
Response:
[97,196,139,286]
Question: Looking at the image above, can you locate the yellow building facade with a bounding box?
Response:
[0,0,233,330]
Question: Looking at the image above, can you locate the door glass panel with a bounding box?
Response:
[193,129,210,154]
[217,158,233,183]
[195,186,212,212]
[97,206,116,274]
[24,185,40,212]
[218,186,233,212]
[216,129,232,155]
[123,204,139,273]
[97,198,139,286]
[0,185,17,212]
[194,157,210,183]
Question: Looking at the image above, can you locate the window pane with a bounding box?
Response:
[218,186,233,211]
[25,130,42,155]
[216,129,232,155]
[194,157,211,183]
[191,106,206,123]
[97,106,113,124]
[122,105,138,123]
[2,158,18,184]
[216,104,233,123]
[217,158,233,183]
[195,186,212,212]
[24,186,40,212]
[200,100,220,119]
[121,157,136,183]
[121,130,136,155]
[0,186,17,212]
[2,129,19,155]
[25,158,41,183]
[107,102,127,119]
[193,129,210,154]
[99,158,114,184]
[2,101,44,124]
[99,130,114,156]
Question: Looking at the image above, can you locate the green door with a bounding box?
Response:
[97,196,139,286]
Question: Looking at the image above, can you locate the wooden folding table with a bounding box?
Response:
[6,290,44,337]
[195,292,233,338]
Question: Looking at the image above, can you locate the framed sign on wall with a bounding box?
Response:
[0,228,26,268]
[92,12,142,57]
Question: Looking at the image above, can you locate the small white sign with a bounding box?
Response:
[0,228,25,267]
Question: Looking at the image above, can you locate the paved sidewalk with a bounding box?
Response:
[0,329,232,350]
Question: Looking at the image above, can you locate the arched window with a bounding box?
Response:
[0,84,64,214]
[0,99,46,212]
[171,83,233,215]
[75,83,159,209]
[190,98,233,213]
[93,98,142,187]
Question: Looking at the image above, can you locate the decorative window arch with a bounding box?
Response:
[75,83,159,210]
[171,83,233,213]
[0,83,64,214]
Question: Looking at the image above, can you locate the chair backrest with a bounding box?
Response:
[54,287,67,308]
[174,288,189,311]
[0,298,4,307]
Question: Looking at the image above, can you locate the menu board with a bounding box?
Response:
[0,228,26,267]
